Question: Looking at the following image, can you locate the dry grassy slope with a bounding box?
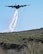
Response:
[0,28,43,54]
[0,28,43,44]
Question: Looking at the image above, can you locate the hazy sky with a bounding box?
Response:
[0,0,43,32]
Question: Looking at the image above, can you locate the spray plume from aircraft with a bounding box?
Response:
[5,4,30,9]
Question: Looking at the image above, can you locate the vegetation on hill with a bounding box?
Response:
[0,28,43,54]
[0,28,43,44]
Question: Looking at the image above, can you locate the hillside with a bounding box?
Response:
[0,28,43,54]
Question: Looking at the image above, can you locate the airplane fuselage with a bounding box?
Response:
[14,5,20,9]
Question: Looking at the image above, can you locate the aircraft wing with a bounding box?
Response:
[5,5,15,8]
[20,5,26,7]
[21,5,30,7]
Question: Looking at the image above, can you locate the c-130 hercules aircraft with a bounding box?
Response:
[5,4,30,9]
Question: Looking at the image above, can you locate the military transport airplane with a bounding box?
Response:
[5,4,30,9]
